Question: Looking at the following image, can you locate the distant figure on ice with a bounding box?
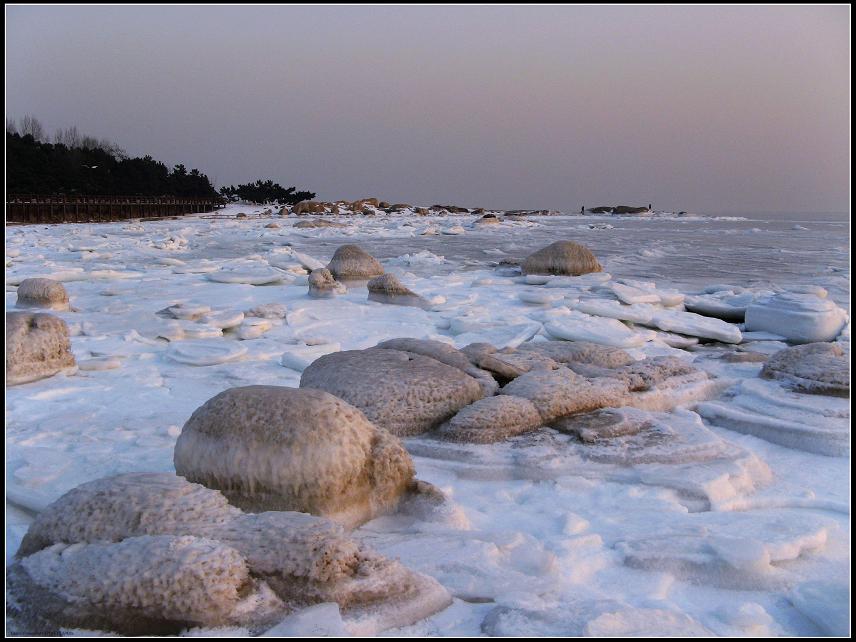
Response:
[580,205,585,214]
[648,203,652,210]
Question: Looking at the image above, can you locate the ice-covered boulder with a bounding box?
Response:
[327,244,384,280]
[300,348,483,436]
[6,311,76,385]
[521,241,602,276]
[376,338,498,396]
[7,535,281,636]
[367,274,428,308]
[760,342,849,397]
[11,473,452,636]
[15,278,69,311]
[744,293,848,344]
[500,367,629,423]
[174,386,414,526]
[436,395,543,443]
[308,268,347,298]
[16,473,240,557]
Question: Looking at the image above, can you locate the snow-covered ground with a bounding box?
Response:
[5,206,850,636]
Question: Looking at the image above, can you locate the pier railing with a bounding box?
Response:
[6,194,226,224]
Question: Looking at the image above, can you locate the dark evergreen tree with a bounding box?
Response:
[219,180,315,205]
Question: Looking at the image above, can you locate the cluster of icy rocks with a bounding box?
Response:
[5,236,851,635]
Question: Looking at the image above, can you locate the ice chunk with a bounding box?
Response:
[280,343,341,372]
[167,341,248,366]
[745,292,848,343]
[696,378,850,456]
[648,308,743,344]
[206,268,285,285]
[570,298,655,324]
[545,311,655,348]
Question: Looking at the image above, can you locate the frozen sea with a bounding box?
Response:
[5,207,851,636]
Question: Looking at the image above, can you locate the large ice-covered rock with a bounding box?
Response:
[521,241,602,276]
[500,367,629,423]
[744,293,848,343]
[327,244,384,280]
[300,348,483,436]
[174,386,414,526]
[6,311,76,385]
[375,338,498,396]
[16,473,240,557]
[15,278,70,311]
[760,342,849,397]
[10,473,452,636]
[7,535,281,635]
[436,395,543,443]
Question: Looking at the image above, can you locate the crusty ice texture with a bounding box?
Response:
[174,386,414,526]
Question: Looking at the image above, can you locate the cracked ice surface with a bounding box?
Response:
[5,208,850,636]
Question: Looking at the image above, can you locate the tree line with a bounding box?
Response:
[6,115,314,203]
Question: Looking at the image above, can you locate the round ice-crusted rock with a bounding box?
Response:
[761,342,849,397]
[10,474,452,635]
[327,244,384,280]
[6,311,76,385]
[500,367,629,423]
[17,473,241,558]
[367,274,428,308]
[437,395,543,443]
[521,241,602,276]
[300,348,484,436]
[16,278,69,310]
[7,535,280,636]
[308,268,346,298]
[174,386,414,526]
[376,338,499,396]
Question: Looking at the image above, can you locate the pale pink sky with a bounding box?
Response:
[5,5,850,212]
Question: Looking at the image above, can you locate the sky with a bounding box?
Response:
[5,5,850,212]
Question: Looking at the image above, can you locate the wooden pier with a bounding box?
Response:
[6,194,226,224]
